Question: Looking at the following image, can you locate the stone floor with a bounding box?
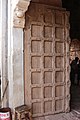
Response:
[44,112,80,120]
[71,84,80,113]
[33,112,80,120]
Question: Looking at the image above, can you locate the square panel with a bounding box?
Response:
[32,87,41,99]
[44,71,52,83]
[44,101,52,113]
[44,12,53,24]
[44,26,52,38]
[31,25,43,37]
[55,86,64,97]
[55,42,64,54]
[36,14,44,23]
[44,57,52,68]
[55,12,64,25]
[31,56,41,68]
[31,72,41,84]
[55,27,64,39]
[31,40,41,53]
[55,71,64,83]
[32,102,41,114]
[44,87,52,98]
[55,99,63,111]
[55,56,64,68]
[44,41,52,53]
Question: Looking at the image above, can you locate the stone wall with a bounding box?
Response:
[70,39,80,63]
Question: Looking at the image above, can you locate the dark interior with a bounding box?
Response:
[62,0,80,113]
[62,0,80,40]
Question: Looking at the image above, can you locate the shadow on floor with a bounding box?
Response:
[70,84,80,112]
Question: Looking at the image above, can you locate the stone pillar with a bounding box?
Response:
[8,0,31,114]
[11,0,31,108]
[0,0,8,107]
[1,0,31,118]
[12,28,24,107]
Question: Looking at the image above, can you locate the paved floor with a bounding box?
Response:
[33,112,80,120]
[45,112,80,120]
[71,84,80,111]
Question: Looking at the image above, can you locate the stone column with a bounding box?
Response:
[12,0,31,107]
[1,1,31,119]
[0,0,8,107]
[8,0,31,113]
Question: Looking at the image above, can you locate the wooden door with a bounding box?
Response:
[24,3,70,118]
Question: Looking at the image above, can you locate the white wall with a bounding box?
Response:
[1,0,8,107]
[0,0,24,111]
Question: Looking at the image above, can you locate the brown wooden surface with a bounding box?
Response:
[31,0,62,7]
[24,3,70,118]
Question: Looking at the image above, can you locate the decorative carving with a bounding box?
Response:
[13,0,31,28]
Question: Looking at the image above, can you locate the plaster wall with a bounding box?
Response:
[12,28,24,107]
[8,0,24,109]
[1,0,25,111]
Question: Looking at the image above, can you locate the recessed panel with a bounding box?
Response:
[44,101,52,113]
[31,72,41,84]
[44,12,52,24]
[44,87,52,98]
[32,87,41,99]
[44,41,52,53]
[55,86,64,97]
[31,25,43,37]
[32,102,41,114]
[55,99,63,111]
[55,42,64,54]
[44,72,52,83]
[44,26,52,38]
[55,71,64,83]
[55,12,64,25]
[31,56,41,68]
[55,27,64,39]
[55,57,64,68]
[44,57,52,68]
[31,41,41,53]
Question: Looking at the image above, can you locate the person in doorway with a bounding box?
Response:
[70,57,79,85]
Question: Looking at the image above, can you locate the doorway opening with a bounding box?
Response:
[62,0,80,113]
[70,40,80,112]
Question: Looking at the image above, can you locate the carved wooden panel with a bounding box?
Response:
[24,3,70,119]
